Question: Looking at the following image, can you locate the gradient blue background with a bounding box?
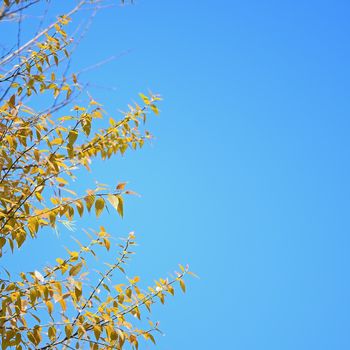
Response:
[4,1,350,349]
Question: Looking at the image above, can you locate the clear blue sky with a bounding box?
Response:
[4,1,350,349]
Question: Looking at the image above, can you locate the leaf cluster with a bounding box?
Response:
[0,1,192,349]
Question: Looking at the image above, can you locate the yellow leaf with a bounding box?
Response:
[95,197,105,218]
[107,194,118,207]
[116,182,127,190]
[29,288,37,304]
[56,177,68,185]
[103,238,110,251]
[69,262,82,276]
[50,138,63,146]
[180,279,186,293]
[116,195,124,217]
[27,332,37,345]
[8,94,16,107]
[94,325,101,340]
[46,300,54,314]
[48,326,56,341]
[65,324,73,338]
[150,104,159,115]
[148,333,156,344]
[73,105,86,111]
[68,129,78,145]
[139,93,150,105]
[56,258,64,265]
[107,194,122,217]
[59,298,67,311]
[84,195,95,212]
[69,251,79,260]
[75,200,84,217]
[0,237,6,250]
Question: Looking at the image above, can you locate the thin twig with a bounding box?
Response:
[0,0,87,67]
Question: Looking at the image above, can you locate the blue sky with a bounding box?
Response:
[4,1,350,349]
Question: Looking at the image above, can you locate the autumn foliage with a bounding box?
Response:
[0,1,191,349]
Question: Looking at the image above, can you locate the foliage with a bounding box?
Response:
[0,1,192,349]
